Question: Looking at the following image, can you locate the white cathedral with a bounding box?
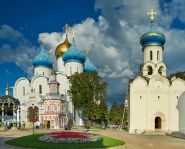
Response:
[12,25,97,128]
[128,9,185,134]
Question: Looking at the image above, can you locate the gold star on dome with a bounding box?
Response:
[85,48,90,56]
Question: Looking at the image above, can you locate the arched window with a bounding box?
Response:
[23,87,25,96]
[77,67,78,73]
[157,51,159,61]
[150,51,153,60]
[158,66,164,75]
[39,85,42,94]
[147,66,153,75]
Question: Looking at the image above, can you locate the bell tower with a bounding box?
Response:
[140,9,166,78]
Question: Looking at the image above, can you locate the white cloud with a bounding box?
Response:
[0,24,22,40]
[0,24,37,75]
[3,0,185,104]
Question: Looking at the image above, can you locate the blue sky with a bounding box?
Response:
[1,0,185,104]
[0,0,98,95]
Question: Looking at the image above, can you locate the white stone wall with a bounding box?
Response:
[31,75,49,96]
[14,78,30,101]
[65,61,83,76]
[143,46,163,64]
[178,91,185,133]
[57,57,65,73]
[171,78,185,132]
[34,66,52,78]
[56,73,69,95]
[129,75,185,133]
[129,77,147,133]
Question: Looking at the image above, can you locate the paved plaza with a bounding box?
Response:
[0,129,185,149]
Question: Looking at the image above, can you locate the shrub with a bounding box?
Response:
[85,121,92,129]
[67,119,73,130]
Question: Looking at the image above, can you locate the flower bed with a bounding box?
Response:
[38,131,102,143]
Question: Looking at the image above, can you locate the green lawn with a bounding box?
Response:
[5,133,125,149]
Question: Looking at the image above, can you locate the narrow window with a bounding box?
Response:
[23,87,25,96]
[150,51,153,60]
[43,72,44,75]
[177,96,179,99]
[48,106,50,111]
[140,96,142,99]
[70,66,72,75]
[77,67,79,73]
[39,85,42,94]
[158,66,164,75]
[148,66,153,75]
[157,51,159,61]
[158,96,160,99]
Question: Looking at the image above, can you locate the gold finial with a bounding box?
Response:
[5,80,9,95]
[72,27,75,42]
[64,24,69,35]
[147,9,157,26]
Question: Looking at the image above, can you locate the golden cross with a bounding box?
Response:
[72,27,75,40]
[147,9,157,24]
[65,24,69,34]
[85,48,90,55]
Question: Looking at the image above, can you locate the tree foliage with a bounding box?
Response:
[168,71,185,80]
[109,102,124,125]
[68,72,108,123]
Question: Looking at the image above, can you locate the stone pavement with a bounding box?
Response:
[95,129,185,149]
[0,129,185,149]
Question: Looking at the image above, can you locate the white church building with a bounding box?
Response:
[12,25,96,128]
[128,9,185,134]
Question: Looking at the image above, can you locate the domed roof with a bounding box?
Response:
[84,57,97,72]
[55,35,71,59]
[62,43,86,64]
[33,47,53,68]
[140,28,166,49]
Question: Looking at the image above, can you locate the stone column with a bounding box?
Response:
[13,106,17,128]
[39,109,42,128]
[16,108,19,127]
[1,106,4,128]
[19,107,21,128]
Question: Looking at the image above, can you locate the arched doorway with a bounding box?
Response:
[155,116,161,129]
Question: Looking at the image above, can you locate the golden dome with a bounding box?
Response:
[55,35,71,59]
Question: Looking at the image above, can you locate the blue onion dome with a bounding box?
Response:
[140,28,166,49]
[62,43,86,64]
[84,57,97,72]
[33,47,53,68]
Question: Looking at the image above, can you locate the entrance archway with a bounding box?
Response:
[155,116,161,129]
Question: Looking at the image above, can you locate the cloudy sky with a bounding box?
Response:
[0,0,185,104]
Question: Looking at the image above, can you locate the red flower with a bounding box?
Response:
[47,131,93,139]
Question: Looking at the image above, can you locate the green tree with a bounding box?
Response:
[168,71,185,80]
[109,103,124,126]
[68,72,107,123]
